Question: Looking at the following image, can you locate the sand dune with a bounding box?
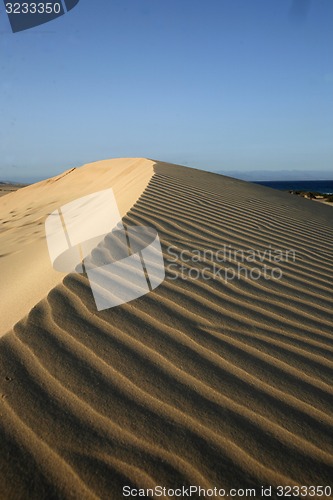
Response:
[1,160,333,499]
[0,158,154,336]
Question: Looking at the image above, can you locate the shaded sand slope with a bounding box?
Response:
[0,158,154,336]
[1,161,333,499]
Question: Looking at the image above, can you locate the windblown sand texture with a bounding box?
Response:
[0,160,333,499]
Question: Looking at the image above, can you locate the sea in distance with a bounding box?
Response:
[254,180,333,194]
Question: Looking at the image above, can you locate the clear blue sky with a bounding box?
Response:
[0,0,332,181]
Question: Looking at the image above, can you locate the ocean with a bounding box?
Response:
[254,180,333,194]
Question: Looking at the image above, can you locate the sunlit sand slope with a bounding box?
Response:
[0,158,154,336]
[0,161,333,499]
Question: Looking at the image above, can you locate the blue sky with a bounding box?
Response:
[0,0,332,182]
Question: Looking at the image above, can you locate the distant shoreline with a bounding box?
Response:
[288,191,333,205]
[254,179,333,195]
[254,180,333,205]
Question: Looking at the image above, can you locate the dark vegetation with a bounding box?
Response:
[289,190,333,202]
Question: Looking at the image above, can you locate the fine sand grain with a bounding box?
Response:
[0,160,333,499]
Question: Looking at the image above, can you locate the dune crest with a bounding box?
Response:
[0,158,154,336]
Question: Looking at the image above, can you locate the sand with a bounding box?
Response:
[0,159,333,499]
[0,183,28,198]
[0,158,154,336]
